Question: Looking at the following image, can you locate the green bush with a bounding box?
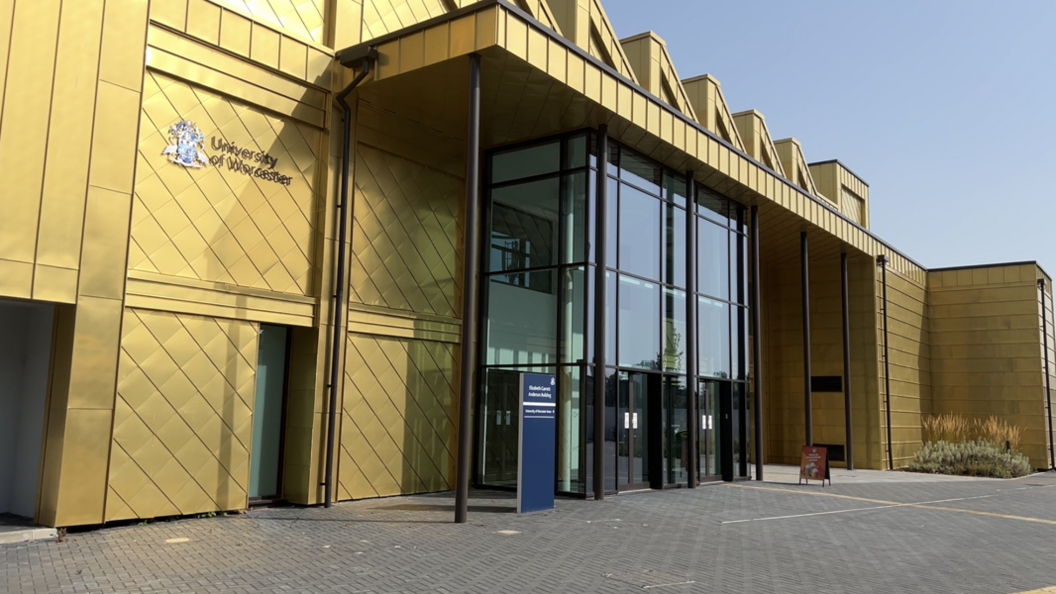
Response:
[908,439,1033,478]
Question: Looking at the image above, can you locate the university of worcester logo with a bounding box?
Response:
[162,119,209,168]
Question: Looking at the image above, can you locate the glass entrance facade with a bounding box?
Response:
[476,131,750,496]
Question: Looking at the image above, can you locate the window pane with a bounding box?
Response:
[491,141,559,184]
[479,366,557,487]
[618,149,660,195]
[731,306,747,381]
[662,375,688,486]
[618,275,660,369]
[606,176,618,267]
[560,267,587,363]
[557,365,583,493]
[663,288,687,373]
[565,134,587,169]
[663,203,686,288]
[698,218,729,300]
[489,178,559,273]
[562,173,588,264]
[619,184,660,280]
[605,270,616,365]
[485,272,558,366]
[698,188,729,225]
[664,172,686,208]
[699,296,730,378]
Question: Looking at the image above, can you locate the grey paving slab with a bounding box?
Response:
[3,472,1056,594]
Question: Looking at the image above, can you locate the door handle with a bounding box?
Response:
[632,412,638,429]
[624,412,630,429]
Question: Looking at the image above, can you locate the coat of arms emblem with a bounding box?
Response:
[162,119,209,168]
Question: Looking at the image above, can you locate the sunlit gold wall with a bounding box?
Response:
[106,309,257,521]
[928,264,1051,467]
[761,251,881,469]
[0,0,152,528]
[337,98,464,499]
[880,268,931,468]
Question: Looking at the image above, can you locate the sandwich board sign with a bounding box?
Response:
[517,372,556,513]
[799,445,831,486]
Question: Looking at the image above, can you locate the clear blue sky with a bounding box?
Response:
[599,0,1056,270]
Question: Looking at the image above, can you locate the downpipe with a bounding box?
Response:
[324,50,376,508]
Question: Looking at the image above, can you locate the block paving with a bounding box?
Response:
[4,469,1056,593]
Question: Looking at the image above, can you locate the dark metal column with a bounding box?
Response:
[878,254,893,470]
[751,206,763,481]
[801,232,812,446]
[454,54,481,524]
[841,252,854,470]
[592,125,609,501]
[685,172,697,488]
[1040,279,1054,470]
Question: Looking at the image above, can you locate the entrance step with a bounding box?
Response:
[0,514,57,546]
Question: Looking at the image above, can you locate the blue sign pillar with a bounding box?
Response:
[517,372,557,514]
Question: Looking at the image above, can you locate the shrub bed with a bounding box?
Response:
[907,439,1033,478]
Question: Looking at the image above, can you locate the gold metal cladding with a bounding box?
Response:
[133,71,322,297]
[125,270,316,327]
[106,308,258,521]
[928,263,1052,467]
[618,31,695,119]
[731,110,782,177]
[348,142,464,319]
[149,2,332,91]
[338,333,458,500]
[760,252,882,469]
[681,74,745,150]
[809,161,871,228]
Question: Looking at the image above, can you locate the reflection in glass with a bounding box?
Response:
[698,188,728,225]
[489,179,559,279]
[479,368,521,487]
[618,149,661,195]
[662,288,687,373]
[619,275,660,369]
[485,272,557,365]
[698,217,729,300]
[560,267,586,363]
[558,366,582,493]
[699,296,730,378]
[491,141,559,184]
[619,184,660,280]
[663,203,686,288]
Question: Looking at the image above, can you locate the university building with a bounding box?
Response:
[0,0,1052,527]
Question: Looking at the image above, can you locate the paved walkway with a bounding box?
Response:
[4,468,1056,593]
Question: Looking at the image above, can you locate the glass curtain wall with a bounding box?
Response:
[477,130,749,495]
[696,189,750,479]
[478,134,591,494]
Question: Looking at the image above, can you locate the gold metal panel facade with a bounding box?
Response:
[761,252,883,469]
[880,269,931,468]
[928,263,1051,467]
[618,32,695,119]
[681,74,745,150]
[348,140,464,318]
[339,334,458,499]
[732,110,783,176]
[213,0,327,44]
[133,71,322,296]
[106,308,257,521]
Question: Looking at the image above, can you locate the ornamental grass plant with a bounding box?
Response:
[911,414,1033,478]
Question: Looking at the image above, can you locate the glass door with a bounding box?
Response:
[617,372,651,490]
[698,379,721,480]
[249,325,290,500]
